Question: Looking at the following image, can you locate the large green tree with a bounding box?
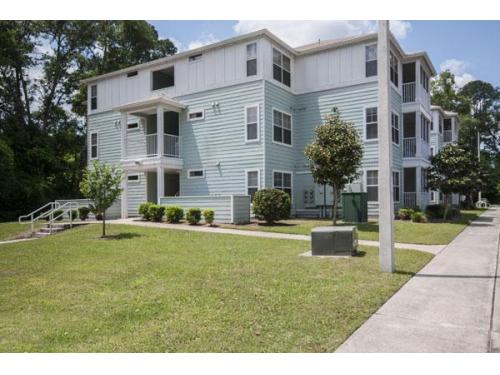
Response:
[304,109,363,225]
[431,70,470,115]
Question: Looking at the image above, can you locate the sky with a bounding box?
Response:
[148,20,500,88]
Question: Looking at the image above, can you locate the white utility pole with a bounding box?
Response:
[377,20,395,273]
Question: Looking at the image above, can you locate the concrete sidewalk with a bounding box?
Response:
[337,207,500,352]
[110,218,445,255]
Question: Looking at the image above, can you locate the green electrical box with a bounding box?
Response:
[341,192,368,223]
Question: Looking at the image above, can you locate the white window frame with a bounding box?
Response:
[127,174,140,183]
[365,44,377,78]
[126,70,138,78]
[272,108,293,147]
[90,131,98,160]
[187,109,205,122]
[244,104,260,143]
[187,169,205,179]
[364,106,378,142]
[188,53,203,63]
[365,169,379,203]
[272,46,291,88]
[272,170,293,200]
[392,170,400,203]
[246,42,258,77]
[245,169,260,199]
[90,84,97,111]
[127,122,140,132]
[391,111,400,146]
[390,51,399,88]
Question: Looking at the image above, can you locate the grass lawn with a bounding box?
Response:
[0,221,44,241]
[0,224,432,352]
[222,209,485,245]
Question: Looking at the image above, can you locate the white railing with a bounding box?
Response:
[443,130,453,143]
[164,134,180,158]
[402,82,416,103]
[403,192,417,208]
[146,134,158,156]
[403,137,416,158]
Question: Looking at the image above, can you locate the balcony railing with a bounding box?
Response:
[403,192,417,208]
[402,82,416,103]
[443,130,453,142]
[164,134,180,158]
[146,134,158,156]
[403,137,416,158]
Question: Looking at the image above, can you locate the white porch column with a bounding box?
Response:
[121,171,128,219]
[377,20,395,273]
[416,111,422,158]
[416,167,422,208]
[157,106,164,157]
[157,166,164,204]
[121,112,128,160]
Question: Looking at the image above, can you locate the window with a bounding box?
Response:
[90,85,97,110]
[393,171,400,202]
[391,113,400,145]
[421,115,430,142]
[188,54,202,62]
[246,43,257,77]
[245,105,259,142]
[273,109,292,145]
[365,45,377,77]
[90,132,98,159]
[152,66,174,90]
[430,146,435,157]
[127,122,139,131]
[246,170,260,201]
[390,52,399,87]
[366,170,378,202]
[127,174,140,183]
[188,110,204,121]
[272,48,291,87]
[430,191,436,202]
[439,115,443,133]
[188,169,205,179]
[365,107,378,140]
[421,168,428,192]
[420,66,429,92]
[273,171,292,197]
[127,71,138,78]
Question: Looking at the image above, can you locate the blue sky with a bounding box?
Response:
[148,20,500,88]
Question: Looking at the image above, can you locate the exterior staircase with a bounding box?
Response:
[33,223,72,238]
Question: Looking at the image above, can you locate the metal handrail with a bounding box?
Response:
[46,201,80,234]
[18,201,59,233]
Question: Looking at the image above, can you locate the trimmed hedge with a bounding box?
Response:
[425,204,460,220]
[78,206,90,221]
[139,202,155,221]
[253,188,291,224]
[411,211,426,223]
[166,206,184,223]
[203,208,215,226]
[148,204,165,222]
[68,209,78,219]
[186,208,202,225]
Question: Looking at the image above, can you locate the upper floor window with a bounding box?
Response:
[421,115,430,142]
[90,132,98,159]
[188,54,202,62]
[90,84,97,110]
[127,122,139,131]
[188,110,204,121]
[365,45,377,77]
[390,52,399,87]
[152,66,174,90]
[273,109,292,145]
[366,170,378,202]
[391,113,400,145]
[246,43,257,77]
[127,71,138,78]
[245,105,259,142]
[246,170,260,201]
[420,66,429,92]
[272,48,291,87]
[188,169,205,179]
[273,171,292,197]
[393,171,400,203]
[365,107,378,140]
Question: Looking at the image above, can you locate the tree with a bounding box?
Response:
[431,70,470,115]
[80,161,123,237]
[428,143,484,219]
[304,109,363,225]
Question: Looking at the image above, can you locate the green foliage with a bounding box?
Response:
[138,202,155,221]
[430,71,471,115]
[411,211,426,223]
[398,208,414,220]
[186,208,202,225]
[78,206,90,221]
[165,206,184,223]
[203,209,215,226]
[68,209,78,219]
[252,188,291,224]
[80,161,122,236]
[304,109,363,225]
[147,204,165,222]
[425,204,460,221]
[53,209,64,221]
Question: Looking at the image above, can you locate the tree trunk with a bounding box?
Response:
[332,186,339,226]
[102,211,106,238]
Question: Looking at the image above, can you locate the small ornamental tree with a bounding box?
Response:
[80,160,123,237]
[428,143,483,220]
[304,109,363,225]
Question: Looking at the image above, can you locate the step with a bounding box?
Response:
[39,227,65,234]
[33,232,51,238]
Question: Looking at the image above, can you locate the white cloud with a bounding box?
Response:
[440,59,475,88]
[187,33,219,50]
[233,20,411,47]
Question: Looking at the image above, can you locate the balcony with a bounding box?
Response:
[443,130,453,143]
[146,133,181,158]
[402,82,416,103]
[403,137,416,157]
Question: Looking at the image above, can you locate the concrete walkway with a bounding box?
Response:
[337,207,500,352]
[110,218,445,255]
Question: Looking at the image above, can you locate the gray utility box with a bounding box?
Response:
[311,226,358,256]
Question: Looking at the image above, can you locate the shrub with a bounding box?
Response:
[166,206,184,223]
[425,204,445,220]
[147,204,165,222]
[67,209,78,220]
[53,209,64,221]
[253,188,291,224]
[95,213,103,221]
[186,208,202,225]
[139,202,155,221]
[411,211,426,223]
[203,208,215,226]
[78,206,90,221]
[398,208,414,220]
